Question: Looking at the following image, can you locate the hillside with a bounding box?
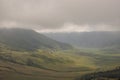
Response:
[0,29,120,80]
[0,44,96,80]
[0,44,120,80]
[44,32,120,48]
[77,67,120,80]
[0,28,72,51]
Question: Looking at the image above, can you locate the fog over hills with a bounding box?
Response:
[44,31,120,48]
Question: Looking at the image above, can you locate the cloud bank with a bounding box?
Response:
[0,0,120,32]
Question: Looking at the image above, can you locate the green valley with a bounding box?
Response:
[0,45,120,80]
[0,29,120,80]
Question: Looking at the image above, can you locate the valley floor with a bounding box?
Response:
[0,60,89,80]
[0,48,120,80]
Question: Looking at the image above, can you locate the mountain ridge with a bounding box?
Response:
[0,28,73,51]
[44,31,120,48]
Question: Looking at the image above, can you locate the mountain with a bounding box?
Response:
[0,29,120,80]
[0,28,72,51]
[44,32,120,48]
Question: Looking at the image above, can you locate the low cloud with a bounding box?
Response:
[0,0,120,32]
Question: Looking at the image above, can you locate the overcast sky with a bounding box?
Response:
[0,0,120,32]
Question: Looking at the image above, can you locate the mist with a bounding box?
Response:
[0,0,120,32]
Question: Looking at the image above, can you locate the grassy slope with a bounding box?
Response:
[0,46,120,80]
[78,48,120,68]
[0,60,84,80]
[0,45,94,80]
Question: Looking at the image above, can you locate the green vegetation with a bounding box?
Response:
[0,44,92,80]
[0,44,120,80]
[0,29,120,80]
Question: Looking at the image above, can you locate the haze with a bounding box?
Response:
[0,0,120,32]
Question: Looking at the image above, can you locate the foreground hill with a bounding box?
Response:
[0,45,96,80]
[0,45,120,80]
[77,67,120,80]
[0,28,72,50]
[45,32,120,48]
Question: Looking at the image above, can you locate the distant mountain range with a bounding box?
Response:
[0,28,72,51]
[0,28,120,50]
[44,31,120,48]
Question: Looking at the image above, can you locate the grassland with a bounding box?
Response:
[0,46,120,80]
